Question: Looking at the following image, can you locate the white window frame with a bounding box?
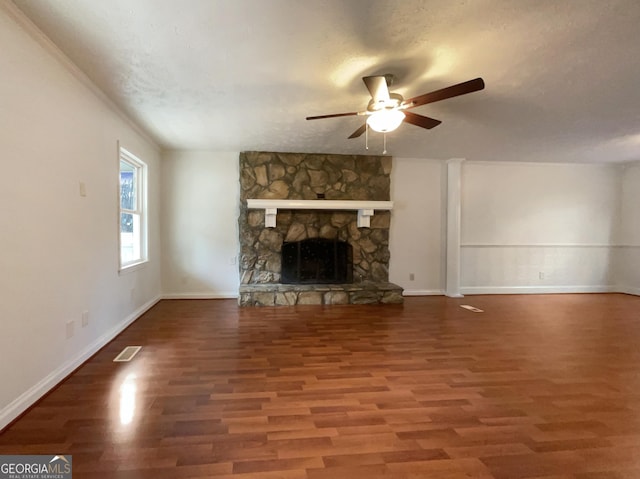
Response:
[119,147,148,272]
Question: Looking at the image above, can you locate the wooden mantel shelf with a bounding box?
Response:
[246,199,394,228]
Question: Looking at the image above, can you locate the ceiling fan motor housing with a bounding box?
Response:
[367,93,404,112]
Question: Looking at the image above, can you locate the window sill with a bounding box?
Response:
[119,259,149,275]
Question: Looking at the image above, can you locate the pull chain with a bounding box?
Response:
[383,132,387,154]
[365,123,369,150]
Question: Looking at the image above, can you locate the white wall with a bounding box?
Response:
[0,3,161,429]
[161,151,239,298]
[158,156,631,298]
[389,158,444,294]
[461,162,621,294]
[614,162,640,294]
[159,154,445,297]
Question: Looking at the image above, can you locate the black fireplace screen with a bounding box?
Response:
[281,238,353,284]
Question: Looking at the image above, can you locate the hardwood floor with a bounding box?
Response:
[2,294,640,478]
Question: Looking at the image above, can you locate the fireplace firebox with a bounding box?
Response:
[281,238,353,284]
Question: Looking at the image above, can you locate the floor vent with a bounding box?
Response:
[113,346,142,362]
[460,305,484,313]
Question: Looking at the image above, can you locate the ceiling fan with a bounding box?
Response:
[306,75,485,139]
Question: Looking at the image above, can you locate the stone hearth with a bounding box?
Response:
[239,282,403,307]
[238,151,403,306]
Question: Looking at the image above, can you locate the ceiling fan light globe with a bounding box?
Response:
[366,109,405,133]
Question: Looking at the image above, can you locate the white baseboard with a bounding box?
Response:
[461,285,615,295]
[616,286,640,296]
[162,292,238,299]
[402,289,445,296]
[0,295,162,431]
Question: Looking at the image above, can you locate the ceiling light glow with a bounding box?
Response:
[366,109,405,133]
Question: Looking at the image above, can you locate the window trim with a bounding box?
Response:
[118,146,148,272]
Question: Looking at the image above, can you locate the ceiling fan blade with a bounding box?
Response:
[348,124,367,139]
[403,111,442,129]
[362,76,390,103]
[403,77,485,109]
[306,112,359,120]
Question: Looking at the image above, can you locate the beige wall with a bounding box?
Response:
[161,150,240,298]
[0,3,162,428]
[461,162,621,293]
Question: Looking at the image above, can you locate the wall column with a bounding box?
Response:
[445,158,464,297]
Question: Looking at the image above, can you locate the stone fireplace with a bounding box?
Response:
[238,151,403,306]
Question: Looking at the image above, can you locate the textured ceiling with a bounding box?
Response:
[11,0,640,162]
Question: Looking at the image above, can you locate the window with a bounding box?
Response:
[119,148,147,270]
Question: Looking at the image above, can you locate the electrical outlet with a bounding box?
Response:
[81,310,89,327]
[409,273,415,281]
[229,256,237,265]
[130,288,136,300]
[66,320,75,339]
[539,272,545,280]
[79,181,87,197]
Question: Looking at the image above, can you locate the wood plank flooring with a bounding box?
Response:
[3,294,640,478]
